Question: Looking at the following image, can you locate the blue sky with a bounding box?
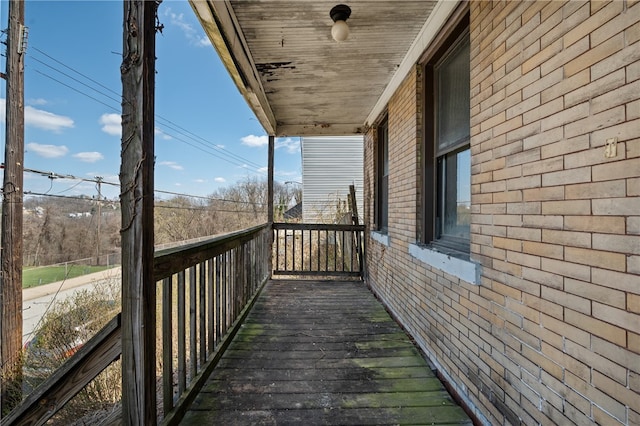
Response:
[0,0,301,200]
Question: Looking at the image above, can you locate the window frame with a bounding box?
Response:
[421,9,470,256]
[375,115,389,234]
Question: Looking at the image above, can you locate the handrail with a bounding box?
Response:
[5,222,367,425]
[272,222,365,278]
[2,315,122,426]
[3,224,272,426]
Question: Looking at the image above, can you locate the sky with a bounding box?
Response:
[0,0,302,201]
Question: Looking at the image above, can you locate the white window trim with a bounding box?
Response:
[371,230,390,247]
[409,243,480,285]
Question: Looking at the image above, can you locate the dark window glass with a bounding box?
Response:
[377,118,389,233]
[424,26,470,255]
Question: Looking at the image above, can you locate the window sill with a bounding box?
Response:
[371,231,390,247]
[408,243,480,285]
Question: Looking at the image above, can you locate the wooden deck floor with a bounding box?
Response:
[180,280,472,425]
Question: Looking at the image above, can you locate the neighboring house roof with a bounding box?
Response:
[283,201,302,221]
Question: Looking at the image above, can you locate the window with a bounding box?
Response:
[376,117,389,233]
[423,18,470,256]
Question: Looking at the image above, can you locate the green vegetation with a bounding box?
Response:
[22,265,115,288]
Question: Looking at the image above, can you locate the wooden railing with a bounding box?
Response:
[3,223,271,426]
[155,223,271,424]
[272,223,365,278]
[4,222,365,425]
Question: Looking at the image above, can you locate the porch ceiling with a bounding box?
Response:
[190,0,450,137]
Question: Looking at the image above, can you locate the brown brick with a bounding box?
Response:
[522,186,566,203]
[523,125,564,151]
[522,97,564,125]
[522,241,564,260]
[564,33,625,77]
[542,286,590,314]
[591,335,640,375]
[540,135,590,159]
[593,157,640,181]
[564,216,625,234]
[541,102,590,132]
[593,268,640,294]
[564,105,626,139]
[565,309,627,347]
[541,200,591,215]
[563,68,625,108]
[565,370,627,423]
[522,214,564,230]
[593,233,640,255]
[522,265,563,289]
[564,0,623,47]
[592,2,640,46]
[592,79,640,115]
[565,246,626,272]
[564,278,626,309]
[592,41,640,80]
[523,157,564,177]
[566,180,626,200]
[522,36,563,75]
[541,167,591,186]
[593,301,640,332]
[540,313,590,348]
[591,197,640,216]
[541,257,591,282]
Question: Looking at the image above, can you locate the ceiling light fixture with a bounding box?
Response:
[330,4,351,43]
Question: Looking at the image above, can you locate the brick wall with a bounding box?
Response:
[364,1,640,424]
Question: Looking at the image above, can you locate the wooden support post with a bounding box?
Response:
[120,1,157,424]
[1,0,25,414]
[267,135,275,277]
[267,135,275,224]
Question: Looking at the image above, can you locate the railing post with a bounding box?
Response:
[268,135,274,278]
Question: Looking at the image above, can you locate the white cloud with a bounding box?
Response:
[28,98,48,106]
[99,113,121,136]
[276,137,301,154]
[257,166,268,174]
[1,100,74,132]
[73,152,104,163]
[25,106,74,132]
[241,134,268,147]
[214,177,226,183]
[159,161,183,171]
[27,143,69,158]
[155,128,172,140]
[194,179,207,183]
[164,8,211,47]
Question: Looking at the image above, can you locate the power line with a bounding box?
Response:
[26,47,269,173]
[21,166,267,206]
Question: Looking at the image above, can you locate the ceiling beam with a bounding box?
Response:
[276,123,366,138]
[189,0,276,135]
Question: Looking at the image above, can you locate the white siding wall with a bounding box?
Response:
[301,136,364,223]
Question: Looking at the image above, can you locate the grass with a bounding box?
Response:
[22,265,116,289]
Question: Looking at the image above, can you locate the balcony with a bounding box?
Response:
[4,222,471,425]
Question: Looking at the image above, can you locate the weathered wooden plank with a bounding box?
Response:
[209,366,436,382]
[3,315,121,426]
[201,377,443,394]
[180,280,471,425]
[153,224,269,280]
[182,405,472,425]
[162,277,174,414]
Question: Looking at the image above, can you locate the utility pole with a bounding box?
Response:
[1,0,26,415]
[95,176,102,265]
